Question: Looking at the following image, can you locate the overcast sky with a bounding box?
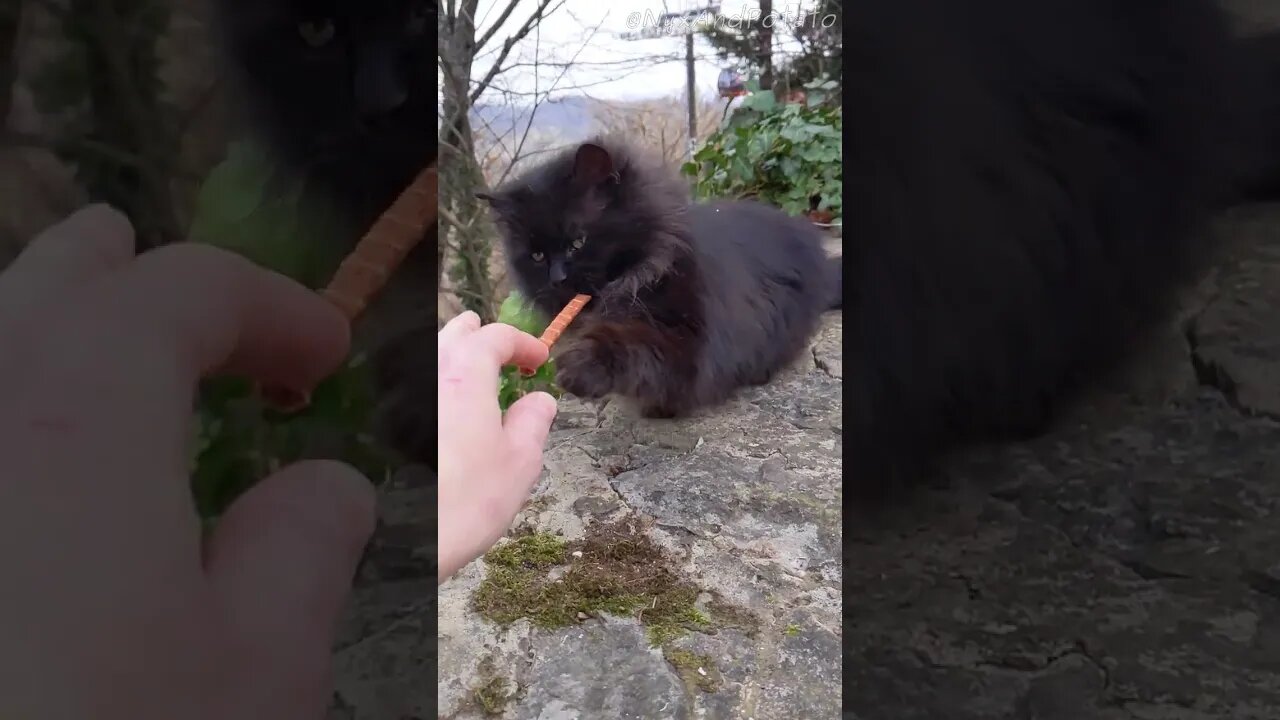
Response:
[457,0,830,104]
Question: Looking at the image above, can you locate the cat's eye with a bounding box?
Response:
[298,18,336,47]
[531,251,545,262]
[571,234,586,250]
[407,2,430,34]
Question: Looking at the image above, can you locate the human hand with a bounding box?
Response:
[437,311,558,582]
[0,205,376,720]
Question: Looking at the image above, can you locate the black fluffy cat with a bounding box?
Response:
[847,0,1280,497]
[477,139,842,418]
[212,0,436,270]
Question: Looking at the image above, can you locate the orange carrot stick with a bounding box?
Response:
[259,164,438,412]
[518,293,591,376]
[322,164,438,320]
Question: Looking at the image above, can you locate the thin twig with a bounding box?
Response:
[468,0,561,105]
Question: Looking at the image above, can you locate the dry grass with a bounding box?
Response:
[593,94,727,169]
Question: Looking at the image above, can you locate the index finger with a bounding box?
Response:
[2,243,351,568]
[467,322,550,375]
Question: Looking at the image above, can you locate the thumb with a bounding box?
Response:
[503,391,558,478]
[204,460,376,713]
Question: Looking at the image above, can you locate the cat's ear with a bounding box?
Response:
[476,191,517,226]
[476,191,505,213]
[572,143,615,186]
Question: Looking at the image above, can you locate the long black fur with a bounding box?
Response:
[848,0,1280,497]
[211,0,436,267]
[481,138,839,418]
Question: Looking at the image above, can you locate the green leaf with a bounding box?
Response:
[681,100,841,221]
[497,291,550,336]
[742,91,776,113]
[190,140,274,227]
[188,139,346,288]
[493,291,566,409]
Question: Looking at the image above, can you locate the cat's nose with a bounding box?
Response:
[356,75,408,117]
[549,262,568,285]
[354,47,408,117]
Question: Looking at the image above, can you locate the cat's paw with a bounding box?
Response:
[374,385,435,464]
[369,327,436,464]
[640,404,678,419]
[554,342,614,400]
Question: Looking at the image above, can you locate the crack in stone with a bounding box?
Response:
[598,450,667,514]
[333,598,432,653]
[746,396,840,434]
[1242,569,1280,601]
[550,429,600,452]
[1120,558,1192,581]
[811,345,836,378]
[653,521,703,544]
[1068,639,1114,691]
[1183,308,1280,422]
[602,476,632,513]
[963,641,1111,690]
[986,491,1184,592]
[1185,317,1241,408]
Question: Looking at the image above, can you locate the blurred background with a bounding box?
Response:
[0,0,231,261]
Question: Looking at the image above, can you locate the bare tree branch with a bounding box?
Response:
[495,10,606,187]
[471,0,521,54]
[468,0,561,105]
[1,129,200,182]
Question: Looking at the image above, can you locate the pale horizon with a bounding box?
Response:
[449,0,831,106]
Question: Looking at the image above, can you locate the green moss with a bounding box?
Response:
[472,519,757,645]
[784,623,802,636]
[471,657,514,716]
[664,648,722,693]
[473,676,510,716]
[484,532,567,570]
[643,586,712,647]
[705,597,759,638]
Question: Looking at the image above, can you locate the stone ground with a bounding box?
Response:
[427,315,844,719]
[844,203,1280,720]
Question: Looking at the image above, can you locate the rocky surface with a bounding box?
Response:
[434,313,844,720]
[328,305,844,719]
[843,204,1280,720]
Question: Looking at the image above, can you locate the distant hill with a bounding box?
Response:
[469,96,600,142]
[464,90,728,144]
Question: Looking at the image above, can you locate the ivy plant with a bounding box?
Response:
[683,77,842,223]
[187,140,393,521]
[496,291,563,411]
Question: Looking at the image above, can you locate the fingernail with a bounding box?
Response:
[258,383,311,413]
